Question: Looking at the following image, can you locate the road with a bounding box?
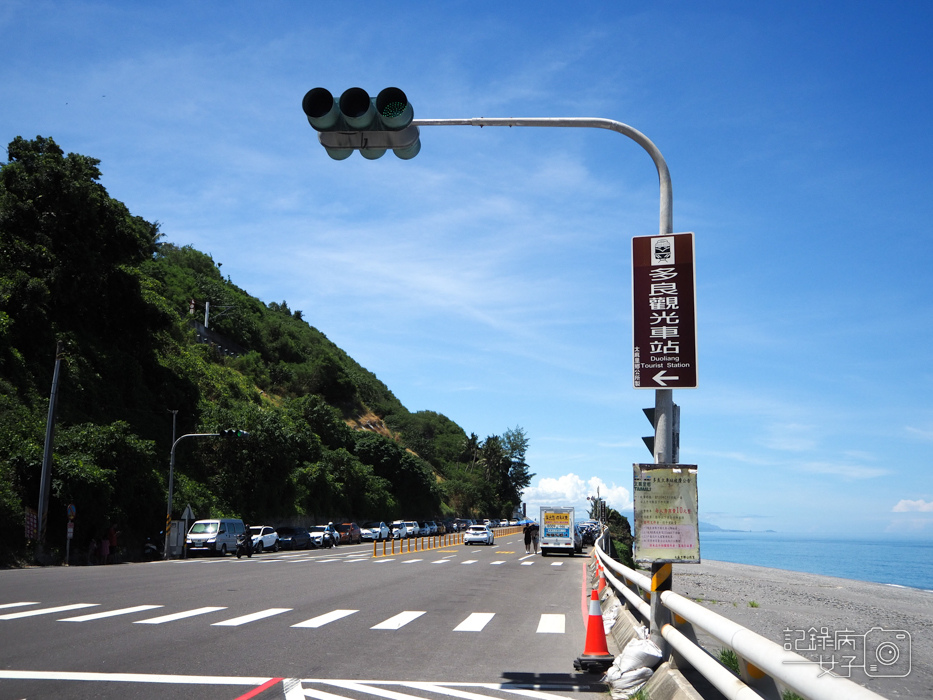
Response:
[0,531,600,700]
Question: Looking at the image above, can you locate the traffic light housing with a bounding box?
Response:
[219,429,249,438]
[302,87,421,160]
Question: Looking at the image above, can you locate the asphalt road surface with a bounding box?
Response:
[0,533,602,700]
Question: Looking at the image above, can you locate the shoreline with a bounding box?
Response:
[670,559,932,698]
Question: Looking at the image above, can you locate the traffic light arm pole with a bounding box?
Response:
[413,116,675,464]
[163,433,219,559]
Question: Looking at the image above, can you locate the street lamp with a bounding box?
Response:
[163,429,250,559]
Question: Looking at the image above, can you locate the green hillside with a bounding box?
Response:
[0,136,533,564]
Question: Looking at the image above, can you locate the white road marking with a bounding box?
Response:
[134,606,226,624]
[550,562,563,567]
[292,609,358,628]
[453,613,495,632]
[373,558,395,563]
[0,669,269,685]
[402,559,423,564]
[60,605,163,621]
[0,603,98,620]
[521,562,534,566]
[490,561,506,565]
[212,608,292,626]
[536,614,565,634]
[461,560,477,565]
[371,611,425,630]
[0,602,38,610]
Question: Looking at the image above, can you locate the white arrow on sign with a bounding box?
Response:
[652,370,680,386]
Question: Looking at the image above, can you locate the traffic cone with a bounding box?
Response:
[597,563,607,594]
[573,589,614,673]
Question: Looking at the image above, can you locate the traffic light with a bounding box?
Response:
[301,87,421,160]
[642,405,679,461]
[218,429,249,438]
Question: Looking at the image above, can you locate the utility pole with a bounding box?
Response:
[37,340,64,558]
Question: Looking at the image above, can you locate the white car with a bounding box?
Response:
[308,524,339,548]
[360,521,390,542]
[249,525,278,553]
[390,521,410,539]
[463,525,495,546]
[405,521,421,537]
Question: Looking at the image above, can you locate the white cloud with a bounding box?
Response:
[892,499,933,513]
[522,473,631,516]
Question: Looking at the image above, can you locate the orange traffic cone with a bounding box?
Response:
[573,589,614,672]
[597,563,607,594]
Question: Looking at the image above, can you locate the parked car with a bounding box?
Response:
[360,521,390,542]
[464,524,495,546]
[186,518,244,556]
[337,522,362,544]
[249,525,278,553]
[308,524,339,548]
[405,521,421,537]
[276,526,312,550]
[435,521,447,535]
[390,521,410,539]
[419,521,438,536]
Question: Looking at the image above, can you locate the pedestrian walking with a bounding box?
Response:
[531,522,539,554]
[523,523,532,554]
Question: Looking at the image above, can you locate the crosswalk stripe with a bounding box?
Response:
[292,609,358,628]
[60,605,163,621]
[0,603,97,620]
[212,608,292,626]
[453,612,495,632]
[371,611,425,630]
[535,614,565,634]
[134,607,226,624]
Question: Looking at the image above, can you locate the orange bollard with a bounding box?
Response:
[573,589,614,673]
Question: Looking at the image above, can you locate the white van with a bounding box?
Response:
[186,518,245,556]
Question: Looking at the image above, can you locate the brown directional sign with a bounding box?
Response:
[632,233,698,389]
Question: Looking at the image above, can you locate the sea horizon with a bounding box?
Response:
[695,530,933,592]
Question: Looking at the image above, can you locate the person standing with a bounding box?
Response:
[523,523,532,554]
[531,522,539,554]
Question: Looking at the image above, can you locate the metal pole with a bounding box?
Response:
[163,432,219,559]
[412,117,675,458]
[37,340,64,552]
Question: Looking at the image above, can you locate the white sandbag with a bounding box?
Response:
[608,667,653,699]
[612,637,663,674]
[602,602,620,633]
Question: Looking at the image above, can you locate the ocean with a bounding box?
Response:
[697,531,933,592]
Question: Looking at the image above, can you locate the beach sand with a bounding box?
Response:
[668,559,933,698]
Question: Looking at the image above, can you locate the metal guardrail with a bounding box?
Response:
[593,535,887,700]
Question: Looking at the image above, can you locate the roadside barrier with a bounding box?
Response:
[371,531,465,557]
[592,531,886,700]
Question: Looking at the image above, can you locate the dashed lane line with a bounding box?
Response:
[291,609,358,628]
[212,608,293,626]
[60,605,163,622]
[0,603,98,620]
[134,606,226,625]
[370,611,425,630]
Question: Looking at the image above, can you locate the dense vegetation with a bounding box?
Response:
[0,136,534,564]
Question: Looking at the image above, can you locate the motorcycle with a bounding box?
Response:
[235,532,253,558]
[143,533,164,561]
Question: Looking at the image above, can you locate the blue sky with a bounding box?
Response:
[3,2,932,536]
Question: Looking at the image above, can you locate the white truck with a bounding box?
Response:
[539,506,580,556]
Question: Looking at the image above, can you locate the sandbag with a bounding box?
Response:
[608,667,653,699]
[611,637,663,674]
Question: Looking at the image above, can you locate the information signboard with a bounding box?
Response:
[633,463,700,563]
[632,233,698,389]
